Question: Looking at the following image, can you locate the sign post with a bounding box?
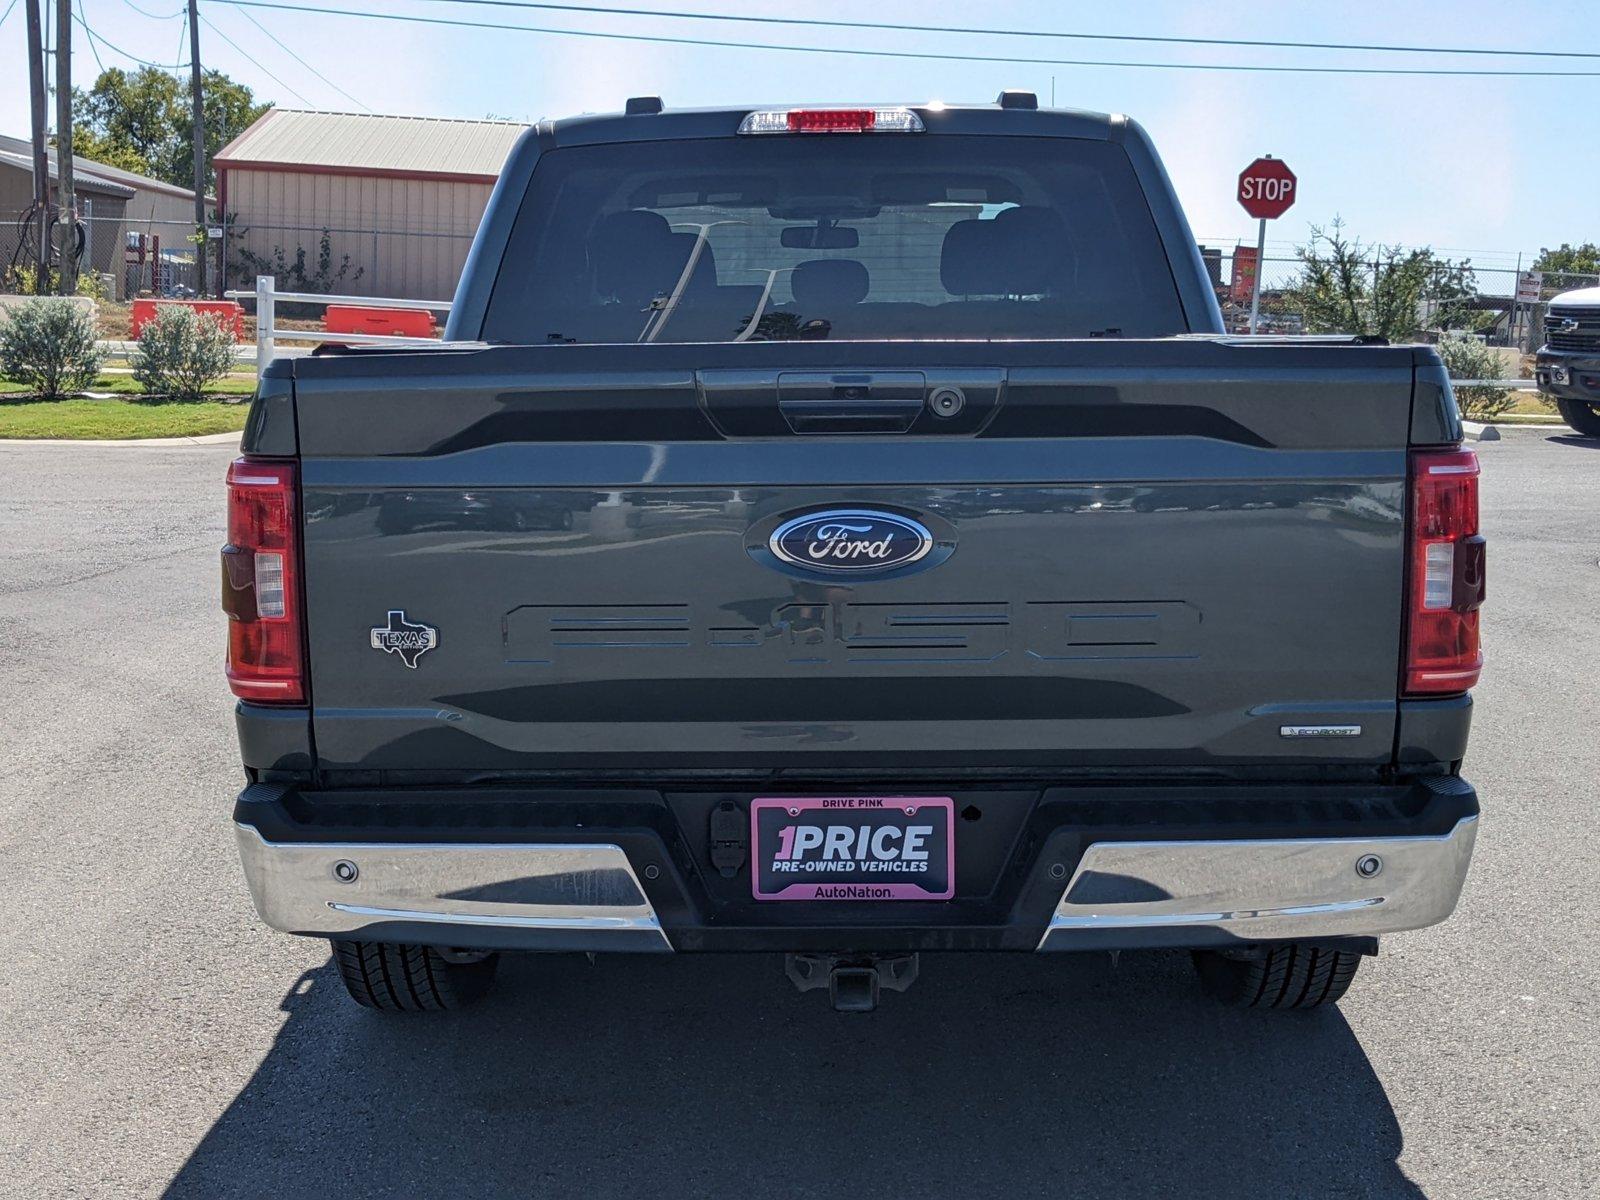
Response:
[1237,156,1297,334]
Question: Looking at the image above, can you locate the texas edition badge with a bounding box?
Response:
[369,610,438,668]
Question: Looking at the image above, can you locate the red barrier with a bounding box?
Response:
[323,306,438,339]
[130,299,246,342]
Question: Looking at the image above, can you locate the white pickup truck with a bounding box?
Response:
[1536,285,1600,436]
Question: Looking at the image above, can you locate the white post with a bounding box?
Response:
[1512,251,1524,351]
[255,274,275,379]
[1248,216,1267,335]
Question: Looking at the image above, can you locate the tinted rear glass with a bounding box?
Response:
[481,135,1186,344]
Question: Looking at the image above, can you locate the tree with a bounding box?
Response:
[1288,220,1482,341]
[71,67,269,191]
[1533,243,1600,276]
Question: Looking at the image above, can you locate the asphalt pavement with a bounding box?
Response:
[1,428,1596,1199]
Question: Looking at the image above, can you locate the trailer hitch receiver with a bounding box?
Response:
[785,953,919,1012]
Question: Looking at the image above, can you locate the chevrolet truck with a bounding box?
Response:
[1535,285,1600,437]
[225,94,1483,1014]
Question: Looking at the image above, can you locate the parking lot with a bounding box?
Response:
[0,428,1596,1199]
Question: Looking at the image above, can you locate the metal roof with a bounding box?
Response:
[50,152,200,200]
[214,110,529,181]
[0,143,137,199]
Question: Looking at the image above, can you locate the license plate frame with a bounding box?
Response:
[749,796,955,901]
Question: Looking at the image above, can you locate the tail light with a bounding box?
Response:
[1404,448,1485,695]
[738,108,925,134]
[222,458,305,703]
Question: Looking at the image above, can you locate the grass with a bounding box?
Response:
[0,372,257,398]
[1460,390,1562,422]
[1501,392,1559,416]
[0,398,248,440]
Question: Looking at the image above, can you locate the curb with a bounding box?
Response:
[0,431,241,448]
[1463,421,1579,440]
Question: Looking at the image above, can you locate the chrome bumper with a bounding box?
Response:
[237,815,1476,955]
[234,825,671,951]
[1037,815,1478,950]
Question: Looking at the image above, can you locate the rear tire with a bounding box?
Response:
[332,940,499,1011]
[1191,943,1362,1010]
[1556,398,1600,438]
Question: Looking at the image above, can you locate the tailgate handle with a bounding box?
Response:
[777,372,925,434]
[778,397,924,433]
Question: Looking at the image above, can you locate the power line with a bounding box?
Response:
[77,0,107,72]
[0,0,20,32]
[119,0,184,17]
[407,0,1600,62]
[69,11,189,68]
[196,11,317,103]
[232,6,372,110]
[205,1,1600,77]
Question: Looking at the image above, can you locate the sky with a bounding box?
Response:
[2,0,1596,269]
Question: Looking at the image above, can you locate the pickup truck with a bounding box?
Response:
[1535,285,1600,437]
[226,94,1483,1015]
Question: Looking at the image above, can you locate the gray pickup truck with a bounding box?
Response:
[225,95,1484,1014]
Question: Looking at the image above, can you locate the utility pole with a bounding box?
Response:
[54,0,76,293]
[188,0,207,294]
[25,0,51,293]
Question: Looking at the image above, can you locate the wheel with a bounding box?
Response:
[1191,943,1362,1010]
[332,940,499,1011]
[1555,398,1600,438]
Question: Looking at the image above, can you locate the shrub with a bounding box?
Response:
[0,297,103,399]
[132,306,236,401]
[74,271,108,302]
[1436,336,1516,421]
[0,266,106,298]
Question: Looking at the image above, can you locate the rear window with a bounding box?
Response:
[481,135,1186,344]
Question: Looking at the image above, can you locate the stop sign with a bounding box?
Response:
[1238,157,1297,220]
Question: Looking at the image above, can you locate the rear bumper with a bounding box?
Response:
[233,777,1478,954]
[234,827,671,952]
[1036,816,1475,950]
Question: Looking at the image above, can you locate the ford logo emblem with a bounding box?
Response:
[767,508,936,574]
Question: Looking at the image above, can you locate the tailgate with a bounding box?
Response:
[292,341,1415,774]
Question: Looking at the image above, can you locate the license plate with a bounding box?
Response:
[1549,366,1571,385]
[750,797,955,901]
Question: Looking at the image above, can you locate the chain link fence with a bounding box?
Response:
[1,210,474,305]
[1202,245,1599,355]
[1,211,224,301]
[221,220,476,304]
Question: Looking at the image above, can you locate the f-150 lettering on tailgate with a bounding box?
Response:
[504,601,1198,665]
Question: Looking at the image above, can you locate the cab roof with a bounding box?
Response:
[543,100,1126,148]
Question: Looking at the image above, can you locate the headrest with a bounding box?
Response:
[994,205,1072,294]
[590,211,716,303]
[791,258,869,310]
[939,220,995,295]
[941,206,1073,296]
[595,209,671,243]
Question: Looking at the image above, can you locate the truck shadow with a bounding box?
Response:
[164,951,1423,1199]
